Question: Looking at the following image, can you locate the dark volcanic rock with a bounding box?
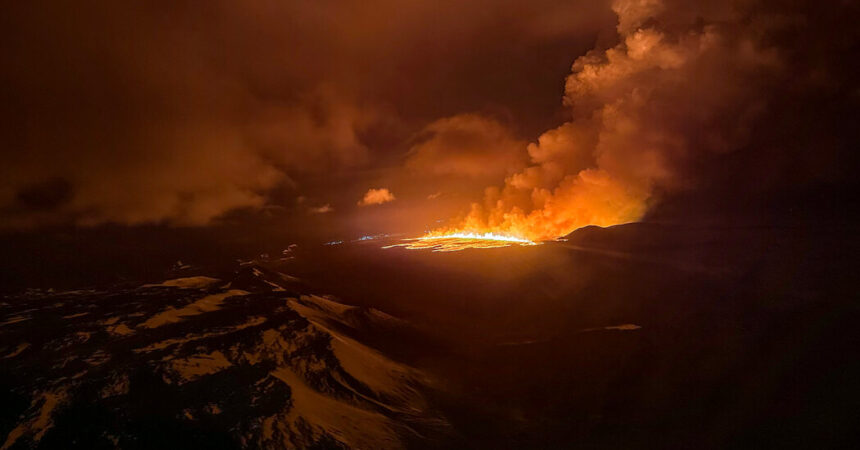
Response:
[0,267,447,449]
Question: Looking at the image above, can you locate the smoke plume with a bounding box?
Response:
[437,0,786,241]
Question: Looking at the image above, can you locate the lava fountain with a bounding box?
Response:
[382,231,538,252]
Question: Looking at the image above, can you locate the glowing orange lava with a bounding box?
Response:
[383,231,538,252]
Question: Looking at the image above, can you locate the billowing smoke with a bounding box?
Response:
[2,0,854,233]
[436,0,785,241]
[405,114,527,179]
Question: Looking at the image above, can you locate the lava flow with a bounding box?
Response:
[383,231,538,252]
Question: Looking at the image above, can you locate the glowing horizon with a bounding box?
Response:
[417,231,535,244]
[383,230,538,252]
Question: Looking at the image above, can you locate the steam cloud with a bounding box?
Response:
[309,204,334,214]
[438,0,786,241]
[358,188,396,206]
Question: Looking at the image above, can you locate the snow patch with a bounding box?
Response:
[142,276,221,290]
[139,289,248,328]
[269,367,402,449]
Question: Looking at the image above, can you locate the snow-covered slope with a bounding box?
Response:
[0,264,447,449]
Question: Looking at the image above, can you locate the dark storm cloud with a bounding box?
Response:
[0,0,614,228]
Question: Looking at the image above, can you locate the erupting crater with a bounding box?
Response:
[383,231,538,252]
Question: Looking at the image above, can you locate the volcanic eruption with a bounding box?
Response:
[399,0,782,250]
[383,231,537,252]
[2,0,859,447]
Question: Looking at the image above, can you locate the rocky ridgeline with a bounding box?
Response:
[0,264,448,449]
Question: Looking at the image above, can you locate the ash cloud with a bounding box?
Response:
[434,0,859,240]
